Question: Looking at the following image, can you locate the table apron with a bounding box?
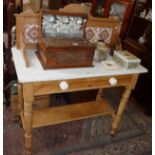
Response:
[33,75,134,96]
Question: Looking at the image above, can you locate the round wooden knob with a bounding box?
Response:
[109,77,117,86]
[59,81,69,90]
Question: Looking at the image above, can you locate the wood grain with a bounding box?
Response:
[96,89,103,101]
[32,100,114,128]
[111,86,132,135]
[33,75,133,95]
[23,83,34,155]
[86,13,119,46]
[19,73,141,154]
[15,11,40,68]
[18,83,23,113]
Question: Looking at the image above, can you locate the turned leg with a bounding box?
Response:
[18,83,23,114]
[96,89,116,119]
[23,84,34,155]
[111,87,132,135]
[96,89,103,101]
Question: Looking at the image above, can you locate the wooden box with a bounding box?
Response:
[113,50,141,69]
[38,10,95,69]
[38,38,95,69]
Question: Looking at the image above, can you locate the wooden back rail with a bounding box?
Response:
[59,3,91,14]
[15,5,119,67]
[87,13,119,46]
[15,10,40,66]
[60,4,119,46]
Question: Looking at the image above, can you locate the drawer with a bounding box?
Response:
[34,75,133,95]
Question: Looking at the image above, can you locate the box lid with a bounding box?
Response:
[114,50,141,63]
[42,38,95,48]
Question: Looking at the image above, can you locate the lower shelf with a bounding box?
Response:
[31,100,114,128]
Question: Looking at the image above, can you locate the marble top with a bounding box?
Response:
[12,47,148,83]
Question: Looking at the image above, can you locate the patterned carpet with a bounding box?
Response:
[3,88,152,155]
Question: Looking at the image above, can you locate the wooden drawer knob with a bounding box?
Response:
[109,77,117,86]
[59,81,69,90]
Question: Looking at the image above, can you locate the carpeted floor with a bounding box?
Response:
[3,88,152,155]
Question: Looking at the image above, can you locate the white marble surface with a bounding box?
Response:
[12,47,148,83]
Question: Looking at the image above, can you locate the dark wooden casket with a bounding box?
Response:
[38,10,95,69]
[38,38,95,69]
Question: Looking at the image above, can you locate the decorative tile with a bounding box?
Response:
[85,27,113,44]
[98,28,112,43]
[85,28,97,43]
[24,24,38,44]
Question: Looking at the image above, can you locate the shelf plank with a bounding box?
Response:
[134,15,152,22]
[32,100,114,128]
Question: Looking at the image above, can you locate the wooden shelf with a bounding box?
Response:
[134,15,152,22]
[123,38,145,51]
[31,100,114,128]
